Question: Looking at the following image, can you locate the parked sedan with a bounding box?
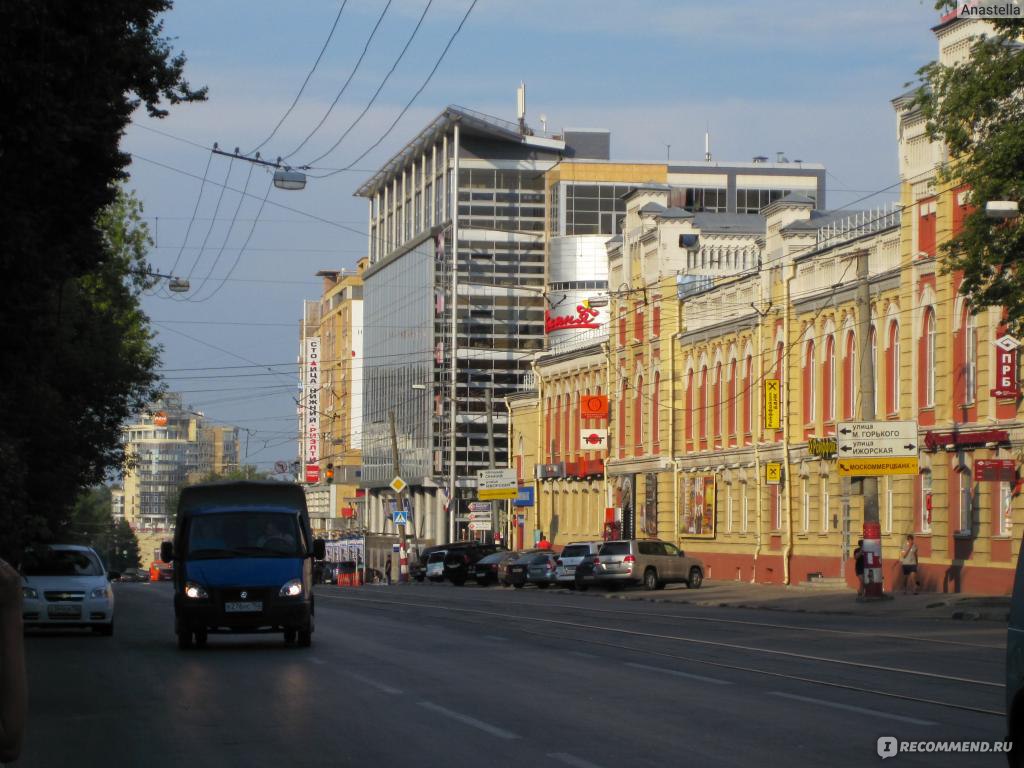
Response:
[425,550,448,582]
[472,551,519,586]
[526,553,559,588]
[118,568,149,583]
[498,549,542,586]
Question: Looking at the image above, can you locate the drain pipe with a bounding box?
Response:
[751,318,763,583]
[782,264,797,586]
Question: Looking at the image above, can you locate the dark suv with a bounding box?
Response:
[443,542,502,586]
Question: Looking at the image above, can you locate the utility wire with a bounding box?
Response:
[282,0,395,161]
[247,0,351,155]
[165,150,214,278]
[181,156,236,281]
[301,0,435,167]
[310,0,479,179]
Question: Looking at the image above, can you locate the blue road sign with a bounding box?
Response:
[392,510,409,525]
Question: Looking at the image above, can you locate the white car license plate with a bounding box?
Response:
[426,564,443,576]
[224,601,262,613]
[48,604,81,618]
[565,566,576,574]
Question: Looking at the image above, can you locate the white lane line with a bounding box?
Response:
[309,657,327,665]
[768,691,936,726]
[626,661,731,686]
[344,670,402,695]
[547,752,605,768]
[418,701,520,740]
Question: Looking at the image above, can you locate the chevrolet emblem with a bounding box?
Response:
[240,591,247,599]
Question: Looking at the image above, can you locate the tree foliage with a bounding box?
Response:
[61,486,141,572]
[0,1,205,560]
[912,4,1024,330]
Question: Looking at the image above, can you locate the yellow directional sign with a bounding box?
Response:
[478,487,518,501]
[837,457,919,477]
[764,379,781,430]
[765,461,782,485]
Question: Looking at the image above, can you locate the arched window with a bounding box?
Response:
[728,358,737,440]
[743,354,753,440]
[554,395,562,460]
[869,326,878,415]
[843,330,856,419]
[651,371,661,453]
[803,339,816,425]
[685,369,694,447]
[823,335,835,422]
[634,375,644,456]
[713,361,723,442]
[886,320,900,415]
[965,310,977,406]
[545,397,552,461]
[618,378,627,458]
[922,308,936,408]
[699,366,708,446]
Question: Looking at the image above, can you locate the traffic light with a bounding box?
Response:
[325,463,335,484]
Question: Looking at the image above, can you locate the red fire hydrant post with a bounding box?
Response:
[862,521,884,598]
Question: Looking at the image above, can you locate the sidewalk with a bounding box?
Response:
[586,579,1012,622]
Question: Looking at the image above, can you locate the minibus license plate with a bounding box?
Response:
[225,601,262,613]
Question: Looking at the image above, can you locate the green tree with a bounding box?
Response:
[62,486,141,572]
[912,5,1024,330]
[0,1,205,560]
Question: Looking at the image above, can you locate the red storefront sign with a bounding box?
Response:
[991,336,1020,398]
[544,305,600,334]
[581,394,609,419]
[305,463,320,483]
[974,459,1016,482]
[924,429,1009,451]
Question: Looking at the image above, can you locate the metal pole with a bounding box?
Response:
[487,386,496,543]
[448,124,461,544]
[856,250,882,596]
[389,410,408,583]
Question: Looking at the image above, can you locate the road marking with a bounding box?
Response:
[309,657,327,665]
[569,650,597,659]
[547,752,605,768]
[418,701,519,739]
[626,661,731,685]
[483,635,507,641]
[344,670,402,695]
[768,691,936,726]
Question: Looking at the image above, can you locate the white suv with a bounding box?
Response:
[556,541,604,588]
[20,544,117,635]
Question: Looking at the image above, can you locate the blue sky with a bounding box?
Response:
[124,0,943,469]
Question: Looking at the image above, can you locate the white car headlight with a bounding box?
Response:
[184,582,209,599]
[22,586,37,599]
[279,579,303,598]
[90,586,111,600]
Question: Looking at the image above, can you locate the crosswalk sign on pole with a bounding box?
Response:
[393,509,409,525]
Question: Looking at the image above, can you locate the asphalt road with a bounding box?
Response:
[20,580,1010,768]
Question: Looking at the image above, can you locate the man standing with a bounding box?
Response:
[385,555,392,585]
[900,534,919,595]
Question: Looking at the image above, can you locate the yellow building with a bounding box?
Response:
[313,259,366,529]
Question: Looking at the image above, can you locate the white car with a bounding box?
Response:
[555,541,604,586]
[20,544,116,635]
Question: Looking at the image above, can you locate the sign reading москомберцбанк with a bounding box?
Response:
[837,420,919,477]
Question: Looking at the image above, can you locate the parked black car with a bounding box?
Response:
[118,567,149,583]
[471,551,519,586]
[573,553,600,591]
[507,551,543,588]
[443,542,502,586]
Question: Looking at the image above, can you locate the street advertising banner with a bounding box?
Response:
[304,337,321,470]
[680,473,716,538]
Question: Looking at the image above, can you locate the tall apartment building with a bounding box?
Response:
[119,393,204,530]
[300,260,366,532]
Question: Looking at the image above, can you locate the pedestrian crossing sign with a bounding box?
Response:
[393,509,409,525]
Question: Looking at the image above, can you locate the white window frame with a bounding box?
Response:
[920,471,933,534]
[802,478,810,533]
[741,486,749,533]
[825,336,836,422]
[821,477,830,533]
[1001,480,1014,537]
[925,310,936,407]
[965,312,977,406]
[959,469,973,535]
[884,477,894,534]
[726,487,734,533]
[890,321,901,414]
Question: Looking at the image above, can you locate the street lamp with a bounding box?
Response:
[273,169,307,191]
[210,146,307,191]
[986,200,1019,219]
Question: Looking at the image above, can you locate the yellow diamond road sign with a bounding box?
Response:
[389,476,407,494]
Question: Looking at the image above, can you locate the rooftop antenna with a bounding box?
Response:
[539,113,548,133]
[665,143,671,163]
[516,81,526,134]
[705,124,712,162]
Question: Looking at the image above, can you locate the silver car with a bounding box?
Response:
[594,539,704,590]
[526,553,559,588]
[555,541,604,587]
